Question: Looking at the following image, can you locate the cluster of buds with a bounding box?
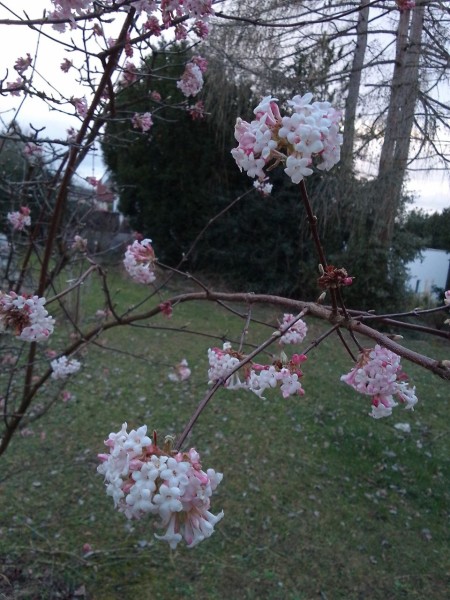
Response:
[396,0,415,10]
[7,206,31,231]
[231,93,342,187]
[51,355,81,380]
[188,100,206,121]
[341,345,418,418]
[317,265,353,289]
[123,238,156,284]
[159,300,173,318]
[0,291,55,342]
[98,424,223,549]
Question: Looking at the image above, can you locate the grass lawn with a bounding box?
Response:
[0,274,449,599]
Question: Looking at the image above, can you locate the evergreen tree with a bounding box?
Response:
[102,46,251,266]
[405,208,450,251]
[102,46,421,310]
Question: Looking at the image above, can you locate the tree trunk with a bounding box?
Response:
[375,0,425,247]
[341,0,370,171]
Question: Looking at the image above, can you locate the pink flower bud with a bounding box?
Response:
[291,353,307,365]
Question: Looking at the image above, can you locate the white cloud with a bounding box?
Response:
[406,174,450,213]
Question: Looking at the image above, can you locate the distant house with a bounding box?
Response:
[406,248,450,296]
[82,210,134,261]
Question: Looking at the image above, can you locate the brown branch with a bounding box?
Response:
[2,288,448,457]
[37,8,137,296]
[214,2,386,29]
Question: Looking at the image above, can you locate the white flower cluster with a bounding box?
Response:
[177,57,207,98]
[341,345,418,419]
[207,342,243,388]
[231,93,342,186]
[132,112,153,132]
[207,341,306,400]
[0,291,55,342]
[248,364,304,399]
[7,207,31,231]
[51,355,81,380]
[123,238,156,284]
[279,314,308,345]
[253,178,273,196]
[177,62,204,97]
[97,423,223,549]
[168,358,191,382]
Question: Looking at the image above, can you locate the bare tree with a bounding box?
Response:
[376,0,426,246]
[341,0,371,170]
[206,1,450,193]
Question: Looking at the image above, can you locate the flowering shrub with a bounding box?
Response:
[97,423,223,549]
[1,1,449,561]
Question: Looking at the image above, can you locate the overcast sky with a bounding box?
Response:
[0,1,449,212]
